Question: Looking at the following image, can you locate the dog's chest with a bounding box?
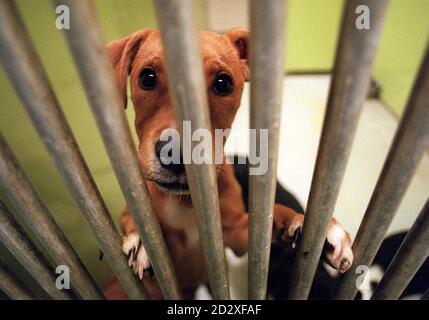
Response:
[161,199,200,249]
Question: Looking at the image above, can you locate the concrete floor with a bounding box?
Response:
[197,74,429,299]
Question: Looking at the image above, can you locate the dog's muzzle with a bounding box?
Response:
[153,139,189,194]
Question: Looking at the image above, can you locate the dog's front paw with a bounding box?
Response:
[278,214,353,273]
[122,231,152,279]
[324,219,353,273]
[275,214,304,249]
[279,214,304,249]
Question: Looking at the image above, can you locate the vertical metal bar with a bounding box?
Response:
[56,0,181,299]
[422,288,429,300]
[336,44,429,300]
[153,0,230,299]
[0,261,34,300]
[0,133,102,299]
[248,0,286,300]
[0,0,148,300]
[0,200,72,300]
[288,0,388,300]
[372,198,429,300]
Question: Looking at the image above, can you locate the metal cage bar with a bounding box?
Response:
[248,0,286,300]
[422,288,429,300]
[372,198,429,300]
[153,0,230,299]
[0,0,426,302]
[0,200,72,300]
[336,43,429,300]
[0,261,34,300]
[56,0,182,299]
[0,0,148,300]
[0,133,101,299]
[288,0,388,300]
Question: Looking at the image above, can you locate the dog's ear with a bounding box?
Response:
[224,27,249,81]
[106,30,152,108]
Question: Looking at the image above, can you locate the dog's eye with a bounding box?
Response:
[138,68,157,90]
[213,74,233,96]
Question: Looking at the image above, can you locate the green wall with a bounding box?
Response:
[0,0,428,293]
[285,0,429,115]
[287,0,343,71]
[373,0,429,115]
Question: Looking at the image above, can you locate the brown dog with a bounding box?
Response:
[103,28,353,300]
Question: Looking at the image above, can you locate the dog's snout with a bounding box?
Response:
[155,139,185,174]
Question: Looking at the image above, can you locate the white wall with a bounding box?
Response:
[205,0,248,32]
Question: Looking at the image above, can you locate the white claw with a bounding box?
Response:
[287,215,304,238]
[135,243,150,280]
[122,231,151,279]
[122,232,141,258]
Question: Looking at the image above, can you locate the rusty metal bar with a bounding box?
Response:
[0,261,34,300]
[336,43,429,300]
[372,198,429,300]
[56,0,181,299]
[0,133,102,299]
[0,0,149,300]
[288,0,389,300]
[248,0,286,300]
[153,0,229,299]
[0,200,72,300]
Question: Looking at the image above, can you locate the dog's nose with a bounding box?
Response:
[155,139,185,174]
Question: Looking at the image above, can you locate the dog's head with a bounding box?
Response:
[107,28,249,194]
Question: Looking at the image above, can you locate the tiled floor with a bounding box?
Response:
[200,74,429,299]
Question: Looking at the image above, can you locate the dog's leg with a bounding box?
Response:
[273,204,353,273]
[120,208,152,279]
[222,210,249,257]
